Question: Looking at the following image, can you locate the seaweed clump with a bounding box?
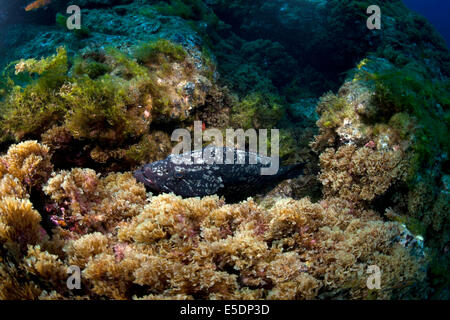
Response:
[312,56,449,297]
[230,93,285,130]
[0,40,216,169]
[0,141,52,261]
[0,144,428,299]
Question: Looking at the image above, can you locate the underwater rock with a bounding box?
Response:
[0,37,217,169]
[287,98,319,124]
[81,9,162,39]
[311,53,449,298]
[0,1,203,69]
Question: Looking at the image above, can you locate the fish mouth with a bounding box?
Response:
[133,169,160,192]
[133,170,150,184]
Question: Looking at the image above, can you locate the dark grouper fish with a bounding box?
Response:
[134,145,304,199]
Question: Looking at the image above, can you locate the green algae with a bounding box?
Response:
[0,40,190,144]
[107,48,149,78]
[231,93,285,130]
[134,39,187,65]
[62,75,139,143]
[73,58,112,79]
[316,92,352,129]
[0,48,69,141]
[369,66,450,179]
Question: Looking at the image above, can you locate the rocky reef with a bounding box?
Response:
[0,142,427,299]
[0,0,448,299]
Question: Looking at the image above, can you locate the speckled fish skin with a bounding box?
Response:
[134,145,304,198]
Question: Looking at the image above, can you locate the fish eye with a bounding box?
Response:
[174,170,184,179]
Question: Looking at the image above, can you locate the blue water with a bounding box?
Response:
[403,0,450,48]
